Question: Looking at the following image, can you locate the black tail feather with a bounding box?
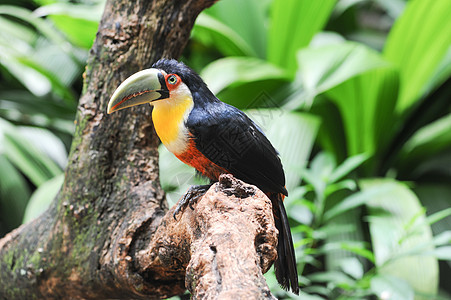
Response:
[272,193,299,295]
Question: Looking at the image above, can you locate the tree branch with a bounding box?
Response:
[137,174,278,299]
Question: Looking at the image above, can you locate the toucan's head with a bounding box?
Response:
[107,59,215,114]
[107,59,218,153]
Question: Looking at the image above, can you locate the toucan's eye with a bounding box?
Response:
[167,74,178,85]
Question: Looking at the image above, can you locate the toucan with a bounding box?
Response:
[107,58,299,294]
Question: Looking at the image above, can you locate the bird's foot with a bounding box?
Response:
[173,184,211,220]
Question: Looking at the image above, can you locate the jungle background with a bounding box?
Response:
[0,0,450,299]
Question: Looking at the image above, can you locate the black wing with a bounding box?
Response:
[186,101,287,196]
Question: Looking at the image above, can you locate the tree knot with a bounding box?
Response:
[218,174,256,198]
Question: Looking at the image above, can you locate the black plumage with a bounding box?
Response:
[152,59,299,294]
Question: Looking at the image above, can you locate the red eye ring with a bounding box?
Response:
[165,74,181,89]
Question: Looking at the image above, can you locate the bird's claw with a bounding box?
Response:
[173,184,211,220]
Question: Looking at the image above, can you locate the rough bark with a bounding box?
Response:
[137,174,278,299]
[0,0,217,299]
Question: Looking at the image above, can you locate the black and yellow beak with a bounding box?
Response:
[107,68,169,114]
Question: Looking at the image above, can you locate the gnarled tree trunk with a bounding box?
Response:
[0,0,279,299]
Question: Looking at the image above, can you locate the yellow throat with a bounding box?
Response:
[151,95,194,154]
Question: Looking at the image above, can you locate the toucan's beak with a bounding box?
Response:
[107,68,169,114]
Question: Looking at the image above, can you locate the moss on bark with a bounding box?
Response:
[0,0,216,298]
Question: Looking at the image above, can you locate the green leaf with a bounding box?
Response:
[310,99,347,162]
[192,14,257,57]
[0,47,52,96]
[0,91,76,135]
[0,15,36,43]
[371,274,414,300]
[414,184,451,239]
[326,66,399,160]
[431,231,451,247]
[422,46,451,96]
[339,257,364,279]
[0,5,78,58]
[302,152,336,199]
[323,206,369,275]
[362,179,439,300]
[35,1,103,21]
[288,198,314,225]
[35,2,103,49]
[159,145,203,208]
[427,208,451,227]
[300,286,330,298]
[383,0,451,112]
[340,243,375,263]
[307,271,355,286]
[0,154,30,230]
[421,246,451,261]
[22,173,64,223]
[17,53,78,103]
[328,153,368,183]
[291,42,392,109]
[201,57,290,95]
[324,179,357,197]
[216,80,291,110]
[0,6,82,102]
[399,113,451,171]
[324,184,393,222]
[33,0,59,5]
[18,126,68,168]
[316,223,356,238]
[267,0,336,74]
[200,0,269,58]
[0,118,62,186]
[296,292,326,300]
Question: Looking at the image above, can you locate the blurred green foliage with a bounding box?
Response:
[0,0,103,235]
[1,0,450,299]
